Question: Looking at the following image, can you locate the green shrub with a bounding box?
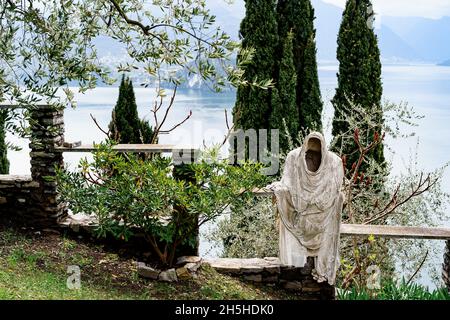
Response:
[56,142,267,267]
[206,197,279,259]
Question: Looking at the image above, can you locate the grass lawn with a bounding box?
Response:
[1,221,448,300]
[0,223,297,300]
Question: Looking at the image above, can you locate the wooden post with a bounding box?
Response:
[444,240,450,292]
[172,149,200,256]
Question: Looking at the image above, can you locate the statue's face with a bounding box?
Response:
[307,137,322,152]
[305,137,322,172]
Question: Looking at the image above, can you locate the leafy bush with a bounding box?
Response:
[337,279,450,300]
[57,142,267,267]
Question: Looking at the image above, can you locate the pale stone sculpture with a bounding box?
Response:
[268,132,344,285]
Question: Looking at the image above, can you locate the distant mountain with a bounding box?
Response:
[312,0,423,63]
[210,0,429,63]
[89,0,450,84]
[382,16,450,62]
[438,59,450,66]
[377,25,421,62]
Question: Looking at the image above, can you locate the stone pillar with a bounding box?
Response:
[28,105,67,227]
[444,240,450,292]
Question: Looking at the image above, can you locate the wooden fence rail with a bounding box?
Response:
[54,144,197,153]
[252,188,450,240]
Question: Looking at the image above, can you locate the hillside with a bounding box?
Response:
[381,15,450,62]
[438,59,450,66]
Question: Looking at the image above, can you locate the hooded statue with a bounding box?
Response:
[268,132,344,285]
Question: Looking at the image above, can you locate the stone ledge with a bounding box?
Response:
[0,175,33,183]
[204,257,283,275]
[203,257,335,299]
[59,212,98,232]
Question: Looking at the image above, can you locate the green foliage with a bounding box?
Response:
[0,109,9,174]
[337,279,450,300]
[109,75,154,144]
[1,0,264,139]
[56,142,267,267]
[270,33,299,154]
[332,0,384,171]
[233,0,278,131]
[277,0,323,132]
[206,197,278,259]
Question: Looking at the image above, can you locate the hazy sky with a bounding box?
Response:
[322,0,450,19]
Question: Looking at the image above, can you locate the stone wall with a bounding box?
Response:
[204,257,335,300]
[0,105,67,227]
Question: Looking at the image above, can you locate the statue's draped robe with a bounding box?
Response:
[269,132,344,285]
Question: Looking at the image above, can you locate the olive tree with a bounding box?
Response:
[0,0,263,137]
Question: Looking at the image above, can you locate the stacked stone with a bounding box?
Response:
[0,175,39,215]
[444,240,450,293]
[204,257,335,300]
[26,105,67,226]
[137,256,203,282]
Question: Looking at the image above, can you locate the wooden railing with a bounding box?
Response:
[56,146,450,241]
[252,188,450,240]
[54,143,197,153]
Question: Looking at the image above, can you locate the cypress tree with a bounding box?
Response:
[109,75,154,144]
[332,0,384,171]
[277,0,323,132]
[270,32,298,153]
[0,109,9,174]
[232,0,278,132]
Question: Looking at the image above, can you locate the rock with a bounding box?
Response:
[185,262,201,273]
[176,256,202,265]
[283,281,303,291]
[63,141,82,148]
[176,267,192,280]
[159,268,178,282]
[42,228,60,235]
[262,275,279,283]
[302,286,321,293]
[279,266,302,280]
[263,265,281,274]
[244,274,262,282]
[241,266,263,274]
[211,265,241,274]
[263,257,281,264]
[137,262,160,280]
[203,258,242,274]
[302,279,321,288]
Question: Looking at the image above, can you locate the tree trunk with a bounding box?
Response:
[444,240,450,293]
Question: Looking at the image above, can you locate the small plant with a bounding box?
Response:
[337,279,450,300]
[57,142,267,267]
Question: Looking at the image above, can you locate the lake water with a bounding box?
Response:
[6,64,450,288]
